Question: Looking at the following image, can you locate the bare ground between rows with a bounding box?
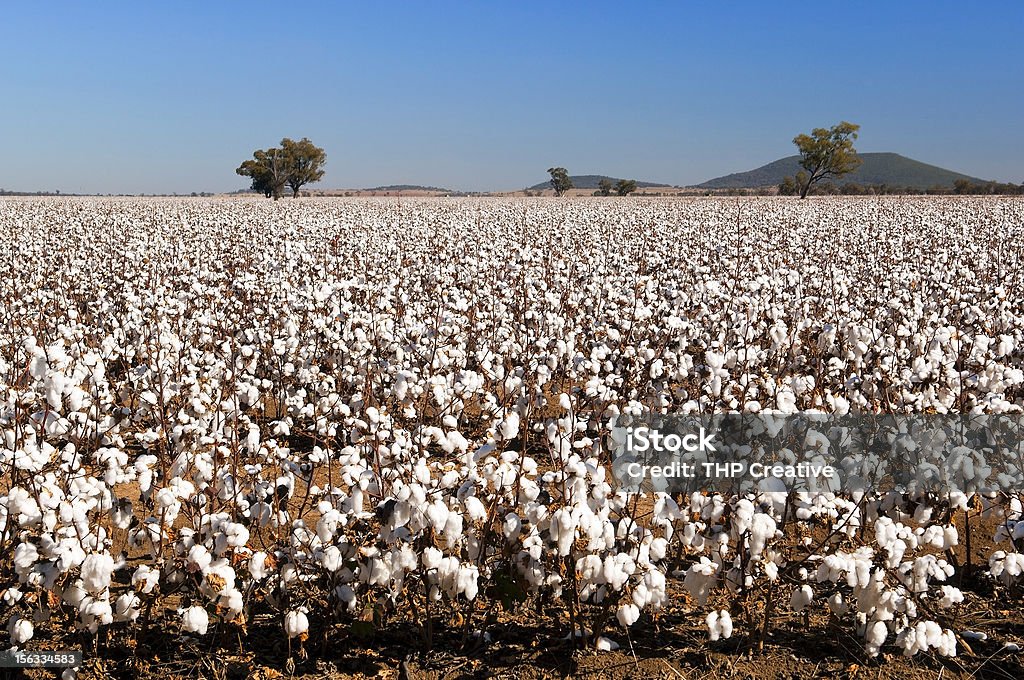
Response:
[14,572,1024,680]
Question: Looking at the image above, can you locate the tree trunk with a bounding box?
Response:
[291,185,300,198]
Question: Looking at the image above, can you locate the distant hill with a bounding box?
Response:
[697,153,986,190]
[364,184,453,192]
[527,175,672,191]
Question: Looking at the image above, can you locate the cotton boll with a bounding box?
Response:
[865,620,887,656]
[215,522,250,554]
[2,587,23,606]
[503,513,522,541]
[113,591,141,622]
[458,565,480,600]
[79,598,113,634]
[937,585,963,608]
[249,551,271,580]
[706,610,733,641]
[62,581,88,609]
[180,605,209,635]
[439,509,464,547]
[683,557,718,606]
[422,547,443,570]
[596,636,620,651]
[499,412,520,440]
[14,542,39,579]
[128,561,157,593]
[320,545,343,572]
[8,615,33,645]
[425,498,449,532]
[200,559,237,599]
[718,611,733,638]
[790,585,813,613]
[186,545,212,573]
[616,603,640,627]
[80,553,115,594]
[284,607,310,639]
[827,592,848,616]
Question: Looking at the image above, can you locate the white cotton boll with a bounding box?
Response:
[706,610,732,641]
[412,459,432,486]
[321,545,343,572]
[616,603,640,627]
[80,598,113,634]
[180,605,209,635]
[603,554,635,592]
[748,513,776,559]
[464,497,487,522]
[865,620,887,656]
[249,552,270,580]
[458,565,479,600]
[216,522,250,553]
[827,592,848,616]
[284,608,309,639]
[62,581,88,608]
[649,537,667,562]
[596,636,620,651]
[14,542,39,578]
[683,557,718,606]
[558,393,572,411]
[705,610,720,640]
[503,513,522,541]
[425,499,449,532]
[790,585,813,613]
[422,547,443,570]
[937,585,964,608]
[2,587,23,606]
[776,388,797,413]
[499,412,520,440]
[220,588,244,617]
[200,559,236,599]
[8,615,33,645]
[718,610,733,638]
[80,553,114,594]
[186,545,212,573]
[113,591,141,622]
[551,508,576,556]
[335,585,357,613]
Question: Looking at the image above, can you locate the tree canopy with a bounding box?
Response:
[547,167,573,196]
[790,122,861,198]
[615,179,638,196]
[237,138,327,199]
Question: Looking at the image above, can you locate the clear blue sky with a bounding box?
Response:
[1,2,1021,194]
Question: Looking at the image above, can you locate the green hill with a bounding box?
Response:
[527,175,671,191]
[697,153,986,190]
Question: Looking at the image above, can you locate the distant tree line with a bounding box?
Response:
[595,178,638,196]
[779,177,1024,196]
[545,168,639,197]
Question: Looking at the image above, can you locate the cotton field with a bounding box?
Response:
[1,196,1023,676]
